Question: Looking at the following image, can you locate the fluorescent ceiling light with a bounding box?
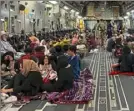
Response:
[1,19,5,21]
[64,6,69,10]
[37,1,43,3]
[17,20,21,22]
[76,12,79,15]
[30,20,34,23]
[71,9,75,13]
[126,12,130,15]
[131,10,134,13]
[78,16,82,19]
[124,16,128,19]
[10,9,14,12]
[46,4,52,7]
[49,1,58,4]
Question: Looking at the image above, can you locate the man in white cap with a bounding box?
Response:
[0,31,16,54]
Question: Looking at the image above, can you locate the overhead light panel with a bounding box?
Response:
[131,10,134,13]
[37,1,43,3]
[126,12,130,15]
[78,16,82,19]
[10,9,14,12]
[76,12,79,15]
[1,19,5,21]
[49,1,58,4]
[124,16,128,19]
[71,9,75,13]
[17,20,21,22]
[64,6,69,10]
[46,4,52,7]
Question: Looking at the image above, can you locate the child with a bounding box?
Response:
[67,45,80,80]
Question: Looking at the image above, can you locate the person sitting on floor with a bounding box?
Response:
[72,34,79,45]
[63,45,69,57]
[67,45,80,80]
[18,48,33,63]
[32,46,45,65]
[112,45,134,72]
[29,35,40,49]
[55,45,64,58]
[40,39,50,55]
[40,55,57,83]
[1,51,16,76]
[0,31,16,55]
[1,59,44,96]
[41,55,74,92]
[106,36,116,52]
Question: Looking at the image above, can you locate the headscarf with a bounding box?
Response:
[40,40,50,55]
[29,36,39,44]
[72,36,78,45]
[0,31,7,40]
[22,60,40,76]
[40,40,45,46]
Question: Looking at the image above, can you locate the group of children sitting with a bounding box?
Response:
[1,31,82,97]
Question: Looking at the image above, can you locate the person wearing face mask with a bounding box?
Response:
[0,31,16,55]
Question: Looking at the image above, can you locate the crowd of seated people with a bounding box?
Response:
[1,30,93,104]
[106,30,134,74]
[112,45,134,72]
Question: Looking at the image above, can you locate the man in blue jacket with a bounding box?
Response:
[67,45,80,80]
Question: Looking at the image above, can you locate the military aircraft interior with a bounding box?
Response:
[1,1,134,111]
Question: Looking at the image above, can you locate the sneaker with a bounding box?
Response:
[89,50,94,53]
[3,96,17,104]
[93,49,98,53]
[1,93,9,100]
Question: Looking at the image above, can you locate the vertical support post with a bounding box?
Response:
[8,1,10,33]
[24,7,25,32]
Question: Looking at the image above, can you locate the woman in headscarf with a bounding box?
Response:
[40,39,50,55]
[72,33,79,45]
[112,45,134,72]
[41,55,74,92]
[29,35,40,49]
[1,60,44,96]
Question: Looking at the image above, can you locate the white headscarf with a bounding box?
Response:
[40,40,49,55]
[1,31,6,35]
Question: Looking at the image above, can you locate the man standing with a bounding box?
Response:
[98,19,106,48]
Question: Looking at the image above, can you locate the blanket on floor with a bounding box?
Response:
[19,68,93,104]
[46,68,93,104]
[109,71,134,76]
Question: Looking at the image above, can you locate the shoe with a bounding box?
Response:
[89,50,94,53]
[3,96,17,104]
[1,93,9,100]
[93,49,98,53]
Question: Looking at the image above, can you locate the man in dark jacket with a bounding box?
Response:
[106,37,116,52]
